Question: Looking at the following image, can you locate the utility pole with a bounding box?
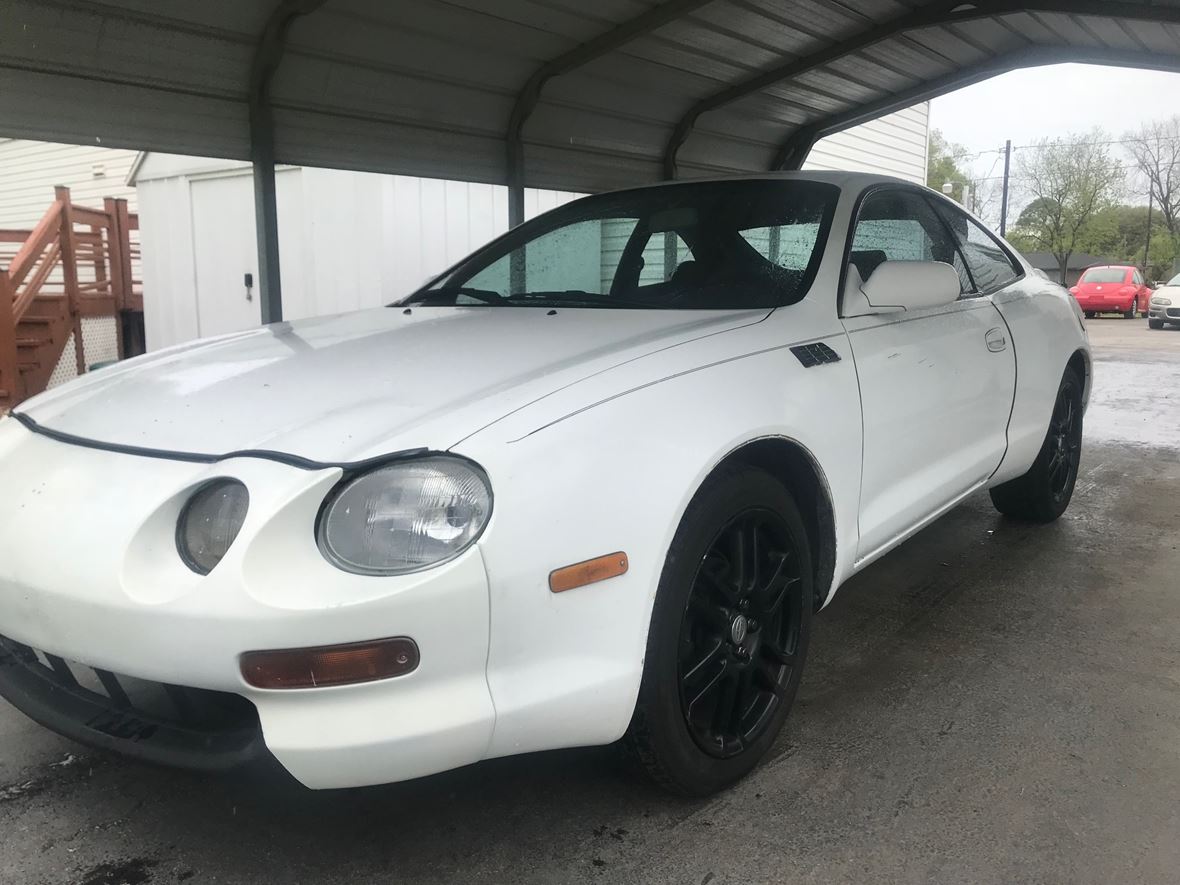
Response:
[1143,190,1154,276]
[999,139,1012,237]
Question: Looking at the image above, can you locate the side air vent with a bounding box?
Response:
[790,342,841,368]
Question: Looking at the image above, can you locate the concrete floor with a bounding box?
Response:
[3,319,1179,885]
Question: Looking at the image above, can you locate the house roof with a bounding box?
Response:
[3,1,1180,198]
[1021,252,1129,272]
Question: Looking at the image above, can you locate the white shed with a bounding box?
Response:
[132,103,928,351]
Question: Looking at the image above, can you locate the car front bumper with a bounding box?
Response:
[0,418,495,789]
[1148,305,1180,323]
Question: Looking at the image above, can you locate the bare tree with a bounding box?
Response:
[1125,116,1180,239]
[1013,131,1124,283]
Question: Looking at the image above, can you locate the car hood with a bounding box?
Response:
[17,306,767,463]
[1151,285,1180,301]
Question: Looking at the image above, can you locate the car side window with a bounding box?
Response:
[931,201,1023,295]
[636,230,695,287]
[851,189,974,298]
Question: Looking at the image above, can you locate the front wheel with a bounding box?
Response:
[1149,318,1165,330]
[623,465,812,796]
[990,366,1083,522]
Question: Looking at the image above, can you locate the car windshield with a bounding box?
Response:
[1080,267,1128,284]
[404,180,838,309]
[1168,273,1180,287]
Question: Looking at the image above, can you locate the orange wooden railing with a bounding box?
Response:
[1,187,142,410]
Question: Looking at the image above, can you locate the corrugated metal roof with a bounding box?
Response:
[2,0,1180,195]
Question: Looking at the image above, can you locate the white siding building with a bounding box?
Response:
[0,139,138,228]
[125,103,929,350]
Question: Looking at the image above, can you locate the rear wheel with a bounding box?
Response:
[990,367,1083,523]
[1084,311,1096,319]
[1124,302,1137,319]
[623,465,812,796]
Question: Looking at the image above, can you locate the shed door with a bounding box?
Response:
[190,175,261,338]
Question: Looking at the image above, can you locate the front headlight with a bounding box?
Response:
[177,479,250,574]
[1152,296,1172,306]
[318,456,492,576]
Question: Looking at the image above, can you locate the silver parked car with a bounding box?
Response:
[1148,273,1180,329]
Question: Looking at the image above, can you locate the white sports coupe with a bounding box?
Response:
[0,173,1089,796]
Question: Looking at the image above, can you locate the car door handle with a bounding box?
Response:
[985,328,1007,352]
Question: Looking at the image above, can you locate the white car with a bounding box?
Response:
[0,173,1089,796]
[1148,273,1180,329]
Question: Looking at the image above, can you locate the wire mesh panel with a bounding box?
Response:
[46,333,78,390]
[81,316,119,367]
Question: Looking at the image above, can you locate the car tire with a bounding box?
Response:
[989,366,1083,523]
[1084,311,1096,319]
[1124,303,1137,319]
[1149,318,1165,330]
[622,464,813,797]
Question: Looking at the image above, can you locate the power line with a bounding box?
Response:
[941,133,1180,165]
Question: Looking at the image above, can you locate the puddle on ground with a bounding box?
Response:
[1084,358,1180,448]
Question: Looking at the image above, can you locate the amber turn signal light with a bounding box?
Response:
[240,637,419,690]
[549,552,629,593]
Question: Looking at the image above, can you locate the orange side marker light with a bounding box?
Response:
[549,552,629,593]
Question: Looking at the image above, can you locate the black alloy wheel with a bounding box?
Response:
[678,509,805,759]
[623,465,813,796]
[1046,382,1082,505]
[989,366,1083,523]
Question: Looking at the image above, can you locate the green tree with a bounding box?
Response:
[927,129,971,197]
[1125,117,1180,279]
[1125,116,1180,238]
[1010,131,1124,284]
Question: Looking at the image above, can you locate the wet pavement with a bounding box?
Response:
[3,319,1180,885]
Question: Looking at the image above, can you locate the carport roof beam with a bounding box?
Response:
[774,44,1180,171]
[663,0,1180,180]
[505,0,716,227]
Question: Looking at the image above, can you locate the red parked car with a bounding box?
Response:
[1069,265,1152,319]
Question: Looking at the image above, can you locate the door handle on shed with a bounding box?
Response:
[985,328,1007,352]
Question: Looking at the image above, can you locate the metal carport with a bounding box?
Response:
[3,0,1179,323]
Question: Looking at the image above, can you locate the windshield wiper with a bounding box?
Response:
[506,290,663,308]
[401,286,506,305]
[401,287,662,308]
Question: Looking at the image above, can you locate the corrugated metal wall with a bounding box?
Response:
[135,160,583,350]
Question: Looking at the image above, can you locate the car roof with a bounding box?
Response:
[603,170,931,196]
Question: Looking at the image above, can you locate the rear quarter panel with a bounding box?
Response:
[991,274,1090,485]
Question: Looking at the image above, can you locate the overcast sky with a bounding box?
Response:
[930,63,1179,157]
[928,63,1180,212]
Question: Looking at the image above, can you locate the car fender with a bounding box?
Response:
[453,319,862,759]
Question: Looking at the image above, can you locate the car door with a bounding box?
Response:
[842,188,1017,563]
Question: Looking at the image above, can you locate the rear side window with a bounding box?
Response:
[850,190,973,296]
[932,201,1022,294]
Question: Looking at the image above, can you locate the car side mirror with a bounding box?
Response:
[843,260,960,317]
